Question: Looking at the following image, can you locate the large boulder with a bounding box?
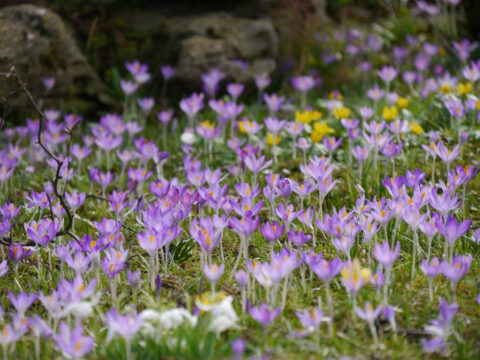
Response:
[0,4,103,120]
[163,13,278,94]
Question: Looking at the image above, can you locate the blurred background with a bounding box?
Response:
[0,0,478,120]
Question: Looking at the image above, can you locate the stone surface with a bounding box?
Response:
[0,4,103,118]
[164,13,278,94]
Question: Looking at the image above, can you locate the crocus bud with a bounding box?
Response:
[235,270,248,289]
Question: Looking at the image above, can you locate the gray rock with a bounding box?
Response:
[161,12,279,95]
[0,4,103,119]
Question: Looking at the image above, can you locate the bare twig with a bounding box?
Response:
[85,194,109,202]
[0,66,78,244]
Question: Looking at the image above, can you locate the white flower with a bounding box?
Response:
[139,308,197,337]
[196,293,238,336]
[180,131,196,145]
[61,293,100,320]
[207,296,238,336]
[159,308,197,330]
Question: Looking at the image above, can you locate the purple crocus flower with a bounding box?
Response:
[453,165,478,185]
[0,260,7,277]
[260,221,285,246]
[420,257,442,278]
[435,215,471,247]
[25,218,60,247]
[94,218,122,238]
[65,190,86,212]
[352,145,370,163]
[473,228,480,244]
[43,77,55,91]
[264,93,285,115]
[232,338,246,358]
[235,270,248,289]
[435,143,460,166]
[105,307,143,342]
[429,190,460,219]
[180,93,204,122]
[58,274,97,303]
[367,84,385,102]
[356,301,382,345]
[203,263,224,290]
[291,75,315,93]
[378,66,398,84]
[9,291,36,316]
[275,203,297,226]
[108,190,129,215]
[127,269,142,293]
[137,231,164,258]
[71,144,92,161]
[8,243,33,263]
[120,80,138,96]
[138,97,154,114]
[264,117,286,134]
[65,252,91,274]
[323,136,342,152]
[102,246,128,278]
[190,218,221,253]
[227,83,244,102]
[0,218,12,237]
[388,119,410,136]
[308,256,343,283]
[157,110,173,124]
[355,302,382,323]
[244,154,272,175]
[229,212,260,238]
[440,254,472,288]
[202,68,225,97]
[248,303,281,327]
[287,229,311,248]
[255,74,271,92]
[0,203,21,220]
[405,169,426,188]
[402,207,428,231]
[55,322,94,359]
[90,169,115,191]
[421,299,458,354]
[316,177,338,197]
[161,65,176,80]
[373,241,400,268]
[125,60,149,78]
[296,308,329,332]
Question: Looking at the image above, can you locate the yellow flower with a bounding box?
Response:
[310,131,322,143]
[238,120,247,134]
[341,258,371,285]
[476,100,480,111]
[333,106,351,119]
[410,121,424,134]
[439,83,451,94]
[195,291,227,311]
[295,110,313,124]
[456,82,472,95]
[310,121,334,142]
[310,110,323,121]
[328,91,343,101]
[266,132,280,146]
[295,110,323,124]
[397,96,408,109]
[382,106,398,121]
[199,120,215,129]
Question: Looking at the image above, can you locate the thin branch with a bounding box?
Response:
[5,66,60,163]
[0,66,77,244]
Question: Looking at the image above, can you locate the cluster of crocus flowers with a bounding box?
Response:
[2,14,480,358]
